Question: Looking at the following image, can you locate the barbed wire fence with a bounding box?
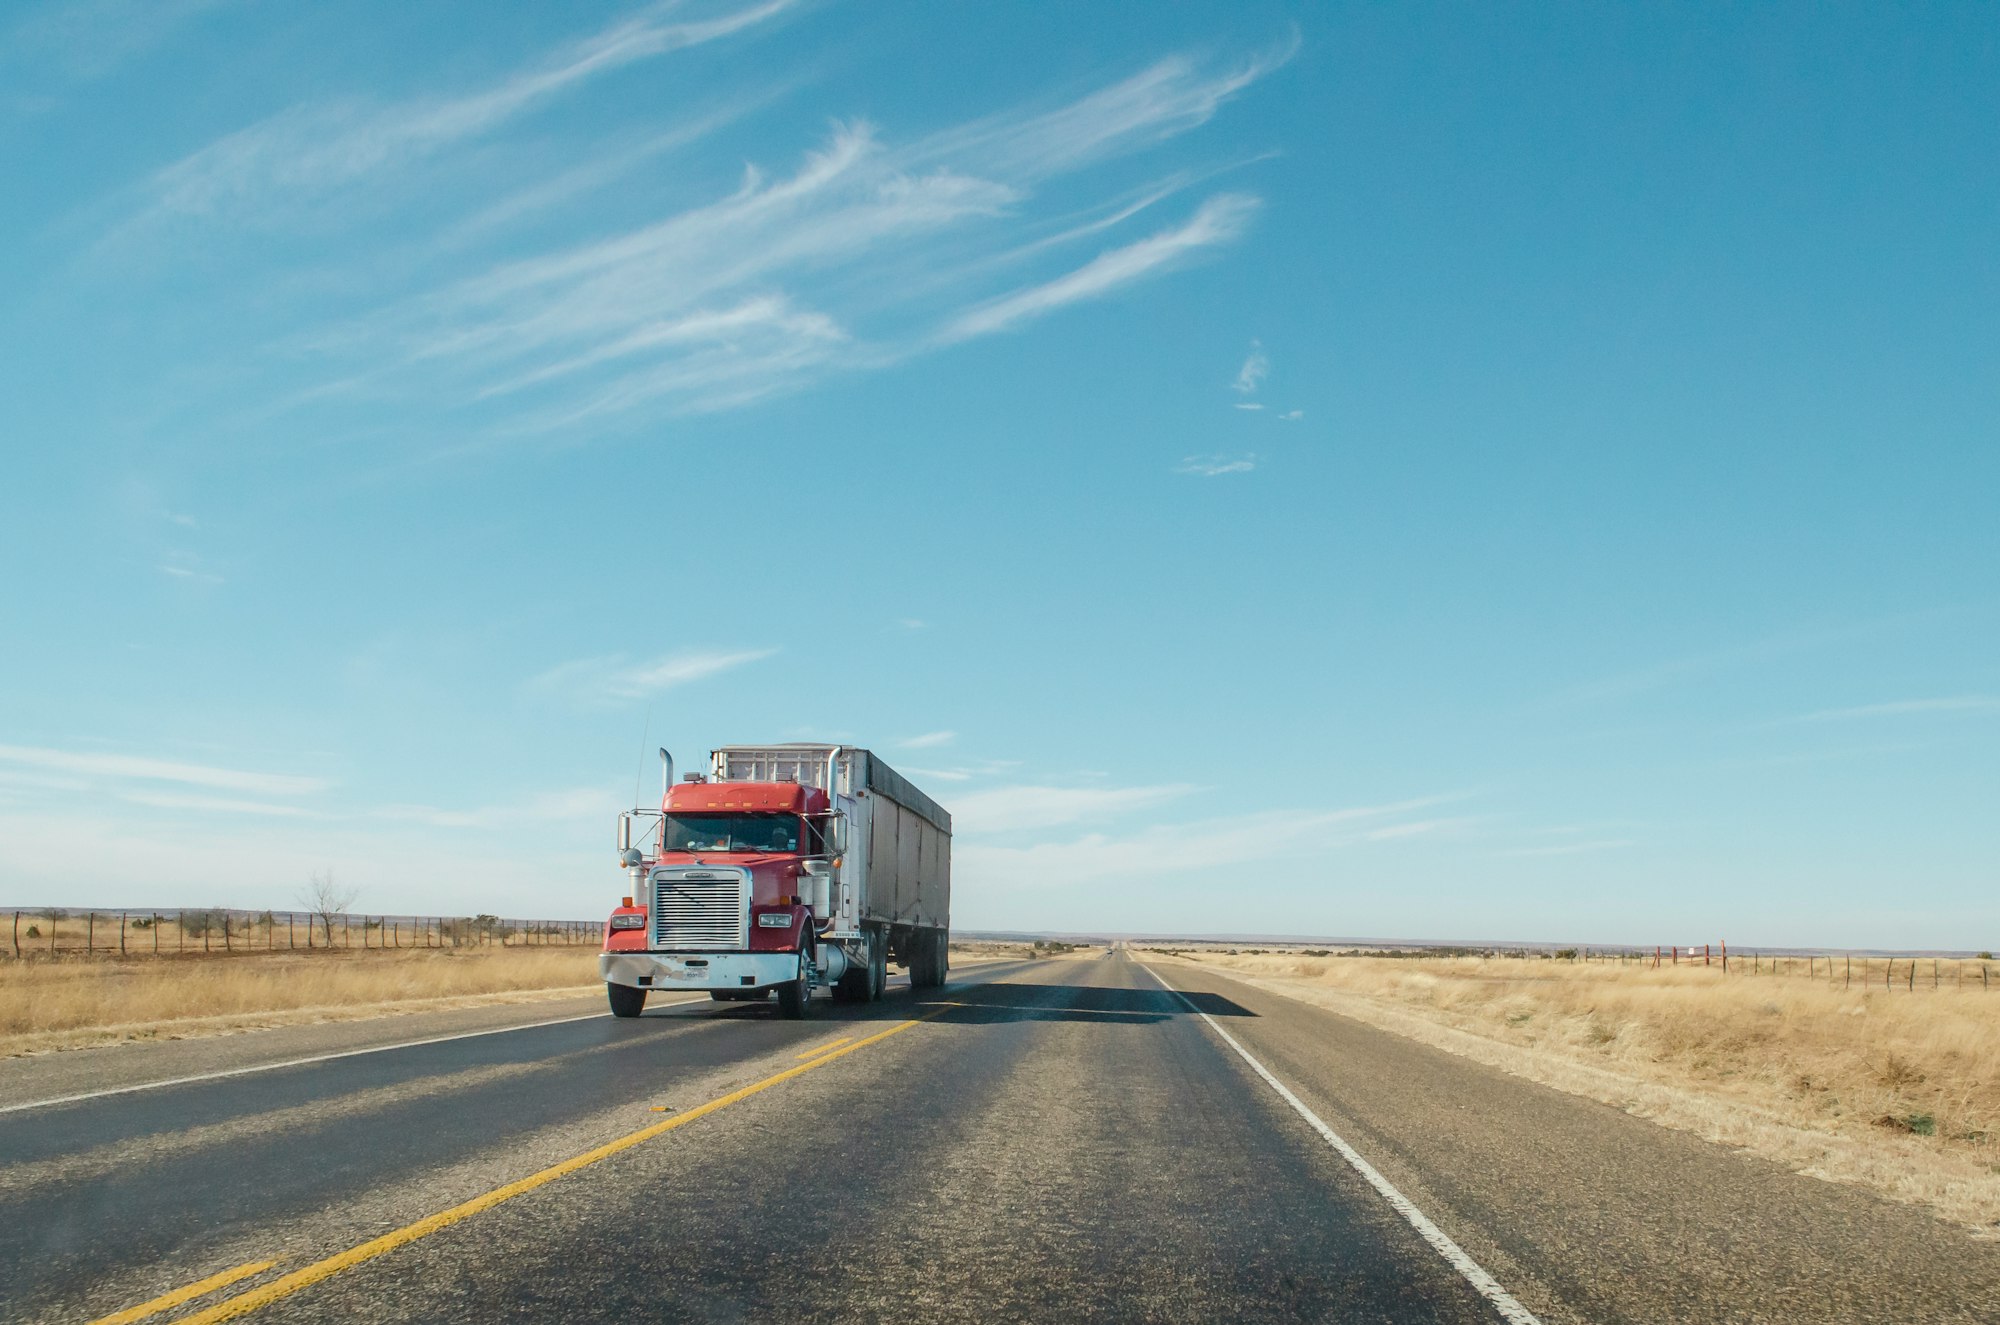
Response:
[2,908,600,959]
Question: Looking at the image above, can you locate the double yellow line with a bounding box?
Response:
[91,1012,939,1325]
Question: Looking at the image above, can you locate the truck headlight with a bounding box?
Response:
[609,914,645,930]
[756,912,793,928]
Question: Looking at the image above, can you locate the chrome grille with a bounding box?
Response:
[651,870,749,949]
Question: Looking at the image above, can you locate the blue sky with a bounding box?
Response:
[1,1,1994,948]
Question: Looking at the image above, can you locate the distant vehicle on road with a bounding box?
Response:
[601,745,951,1018]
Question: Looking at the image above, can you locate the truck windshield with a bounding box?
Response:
[663,813,800,853]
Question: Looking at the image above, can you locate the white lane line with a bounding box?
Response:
[1137,962,1544,1325]
[0,997,708,1117]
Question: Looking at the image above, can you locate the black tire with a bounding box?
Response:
[868,933,888,1000]
[776,950,811,1020]
[607,982,647,1018]
[910,928,949,989]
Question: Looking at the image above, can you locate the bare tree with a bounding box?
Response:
[298,871,359,945]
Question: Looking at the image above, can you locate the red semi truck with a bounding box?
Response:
[600,744,951,1018]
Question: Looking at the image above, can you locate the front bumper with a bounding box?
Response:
[601,951,799,992]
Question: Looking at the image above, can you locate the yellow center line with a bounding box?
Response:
[88,1262,276,1325]
[795,1036,854,1058]
[178,1010,952,1324]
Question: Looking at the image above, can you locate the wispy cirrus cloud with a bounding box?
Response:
[0,743,328,796]
[1792,696,2000,722]
[1498,838,1634,857]
[158,33,1291,430]
[121,789,325,818]
[7,0,234,85]
[530,647,777,702]
[1176,453,1256,476]
[1231,340,1268,393]
[125,1,794,228]
[899,730,957,750]
[938,193,1260,343]
[947,783,1196,834]
[375,787,609,829]
[955,794,1460,889]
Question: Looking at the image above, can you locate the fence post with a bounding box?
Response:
[120,911,127,957]
[153,913,160,954]
[10,909,18,958]
[86,911,95,954]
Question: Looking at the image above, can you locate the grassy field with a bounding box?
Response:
[1154,949,2000,1232]
[0,948,601,1056]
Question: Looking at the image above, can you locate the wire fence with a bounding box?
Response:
[1160,942,1997,991]
[1629,942,1994,991]
[2,907,600,959]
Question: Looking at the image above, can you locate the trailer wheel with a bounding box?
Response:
[910,928,948,989]
[868,933,888,1000]
[607,983,647,1018]
[776,950,812,1020]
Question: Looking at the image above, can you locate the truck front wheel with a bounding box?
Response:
[776,950,812,1020]
[607,982,647,1018]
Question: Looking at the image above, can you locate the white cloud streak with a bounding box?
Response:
[1794,696,2000,722]
[374,787,608,829]
[1232,340,1268,393]
[219,40,1287,427]
[956,795,1457,890]
[1175,453,1256,476]
[1498,839,1634,858]
[136,1,794,224]
[121,789,324,818]
[947,783,1196,835]
[939,193,1259,343]
[900,731,957,750]
[531,647,777,702]
[0,743,328,796]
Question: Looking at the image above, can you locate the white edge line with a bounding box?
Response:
[1136,961,1544,1325]
[0,997,707,1116]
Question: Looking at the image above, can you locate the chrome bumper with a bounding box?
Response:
[600,951,798,991]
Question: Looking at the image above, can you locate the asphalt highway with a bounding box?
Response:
[3,951,1995,1324]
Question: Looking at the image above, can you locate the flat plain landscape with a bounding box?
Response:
[4,949,1997,1324]
[1153,948,2000,1232]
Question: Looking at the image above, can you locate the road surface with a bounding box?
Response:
[2,951,1995,1323]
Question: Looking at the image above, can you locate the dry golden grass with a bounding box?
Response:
[0,948,601,1056]
[1159,950,2000,1234]
[950,940,1040,960]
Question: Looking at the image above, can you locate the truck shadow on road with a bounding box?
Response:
[902,982,1256,1025]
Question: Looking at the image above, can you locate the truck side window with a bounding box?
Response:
[804,817,825,855]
